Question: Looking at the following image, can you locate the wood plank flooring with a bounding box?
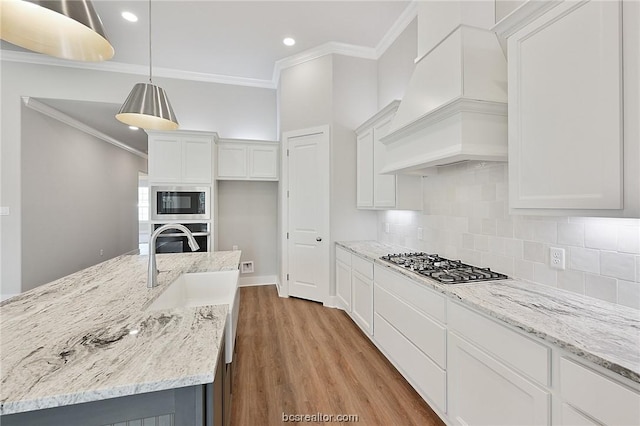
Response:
[230,285,446,426]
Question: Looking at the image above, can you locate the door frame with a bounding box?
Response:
[279,125,331,301]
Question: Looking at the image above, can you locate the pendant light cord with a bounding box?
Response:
[148,0,153,83]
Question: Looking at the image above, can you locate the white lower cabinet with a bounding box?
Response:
[333,245,639,426]
[559,357,640,426]
[335,247,352,312]
[372,264,447,413]
[350,255,374,335]
[448,331,550,426]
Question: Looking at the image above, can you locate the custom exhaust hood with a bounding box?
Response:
[380,22,508,175]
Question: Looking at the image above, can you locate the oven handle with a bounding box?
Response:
[156,232,210,238]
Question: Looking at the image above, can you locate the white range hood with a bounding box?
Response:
[380,24,508,175]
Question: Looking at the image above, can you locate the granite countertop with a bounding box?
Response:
[337,241,640,384]
[0,251,241,416]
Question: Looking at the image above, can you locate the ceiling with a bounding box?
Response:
[5,1,414,153]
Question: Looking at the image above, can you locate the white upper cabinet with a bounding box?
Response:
[497,0,639,216]
[147,131,215,184]
[216,139,279,181]
[356,101,422,210]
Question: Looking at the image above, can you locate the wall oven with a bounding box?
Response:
[151,186,210,221]
[153,223,209,254]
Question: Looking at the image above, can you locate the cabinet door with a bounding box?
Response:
[336,259,352,312]
[249,145,278,180]
[182,137,212,183]
[149,137,182,183]
[217,145,248,179]
[356,129,374,208]
[373,117,396,208]
[351,270,373,335]
[509,0,622,210]
[447,332,550,426]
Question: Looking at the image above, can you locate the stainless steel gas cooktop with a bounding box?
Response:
[380,252,508,284]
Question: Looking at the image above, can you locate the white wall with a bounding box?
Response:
[0,61,276,298]
[277,54,379,299]
[377,18,417,109]
[217,181,278,281]
[21,106,146,291]
[378,163,640,310]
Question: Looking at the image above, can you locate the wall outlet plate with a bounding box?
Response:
[385,223,390,233]
[549,247,565,270]
[241,261,254,274]
[417,227,424,241]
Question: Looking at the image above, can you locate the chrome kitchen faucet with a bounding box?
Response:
[148,224,200,288]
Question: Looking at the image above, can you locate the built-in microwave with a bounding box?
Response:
[151,186,210,221]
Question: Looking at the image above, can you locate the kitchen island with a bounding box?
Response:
[0,251,240,425]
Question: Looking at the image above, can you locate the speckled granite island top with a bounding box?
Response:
[0,251,241,415]
[338,241,640,384]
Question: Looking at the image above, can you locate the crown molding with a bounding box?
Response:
[375,1,418,57]
[492,0,561,38]
[2,50,275,89]
[21,97,148,159]
[272,41,377,85]
[3,1,418,91]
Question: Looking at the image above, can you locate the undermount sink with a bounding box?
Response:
[147,270,240,363]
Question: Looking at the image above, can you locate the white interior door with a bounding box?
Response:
[283,126,330,303]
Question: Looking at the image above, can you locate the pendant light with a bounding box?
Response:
[0,0,114,61]
[115,0,178,131]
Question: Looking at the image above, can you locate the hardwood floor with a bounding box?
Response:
[230,285,446,426]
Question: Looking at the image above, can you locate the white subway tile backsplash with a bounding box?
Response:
[570,247,600,274]
[600,251,636,281]
[496,219,514,238]
[585,274,617,304]
[377,161,639,309]
[462,233,475,250]
[523,241,546,263]
[617,280,640,310]
[475,235,489,252]
[533,263,557,287]
[489,236,507,256]
[585,222,618,250]
[618,226,640,254]
[482,219,497,236]
[557,270,585,295]
[532,221,557,244]
[514,218,534,240]
[514,259,535,281]
[557,223,584,247]
[505,239,523,259]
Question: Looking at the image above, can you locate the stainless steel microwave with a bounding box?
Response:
[151,186,210,221]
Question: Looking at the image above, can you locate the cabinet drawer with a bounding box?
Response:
[374,264,445,323]
[448,301,550,386]
[335,246,352,266]
[560,357,640,426]
[561,403,599,426]
[352,255,373,280]
[374,284,446,368]
[374,313,446,413]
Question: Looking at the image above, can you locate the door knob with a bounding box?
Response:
[316,237,322,242]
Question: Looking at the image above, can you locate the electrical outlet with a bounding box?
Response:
[417,227,423,241]
[232,245,238,251]
[385,223,390,233]
[241,261,254,274]
[99,249,104,256]
[549,247,565,270]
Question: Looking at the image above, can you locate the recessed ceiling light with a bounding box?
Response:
[283,37,296,47]
[129,126,139,131]
[121,11,138,22]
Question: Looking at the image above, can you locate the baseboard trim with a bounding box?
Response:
[238,275,278,287]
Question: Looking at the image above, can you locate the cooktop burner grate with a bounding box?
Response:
[380,252,508,284]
